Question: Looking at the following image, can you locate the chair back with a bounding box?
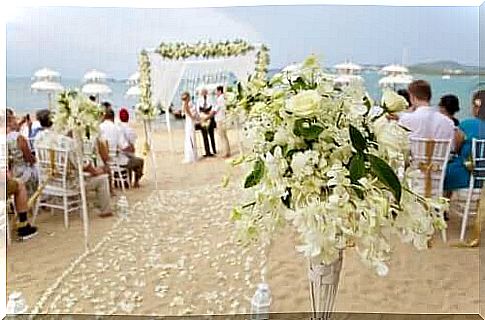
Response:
[35,145,78,190]
[0,138,7,172]
[472,138,485,189]
[408,137,452,198]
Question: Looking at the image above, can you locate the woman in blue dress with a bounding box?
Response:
[444,90,485,192]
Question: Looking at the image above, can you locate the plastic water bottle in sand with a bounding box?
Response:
[250,283,271,320]
[6,292,27,314]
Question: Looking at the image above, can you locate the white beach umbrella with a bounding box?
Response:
[379,74,413,88]
[334,62,362,73]
[31,71,64,109]
[333,74,363,85]
[380,64,409,75]
[125,85,141,97]
[31,80,64,92]
[33,68,61,80]
[127,72,140,85]
[81,83,112,95]
[83,69,108,82]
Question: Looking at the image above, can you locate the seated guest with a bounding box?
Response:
[6,170,38,240]
[34,111,113,218]
[439,94,460,127]
[118,108,144,188]
[99,108,132,188]
[444,90,485,192]
[398,80,456,143]
[6,108,38,197]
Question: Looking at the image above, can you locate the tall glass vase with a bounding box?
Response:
[307,251,343,320]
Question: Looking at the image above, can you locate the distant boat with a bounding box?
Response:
[442,74,451,80]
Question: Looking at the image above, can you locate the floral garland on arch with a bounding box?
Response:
[229,55,448,276]
[155,39,254,60]
[136,50,157,120]
[225,44,270,123]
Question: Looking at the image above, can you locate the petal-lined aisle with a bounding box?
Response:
[33,186,267,316]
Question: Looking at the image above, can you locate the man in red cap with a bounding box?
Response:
[118,107,144,188]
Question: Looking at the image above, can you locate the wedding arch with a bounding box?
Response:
[136,39,269,151]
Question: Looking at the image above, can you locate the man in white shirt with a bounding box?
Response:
[212,86,230,158]
[118,108,144,188]
[35,110,113,218]
[398,80,455,143]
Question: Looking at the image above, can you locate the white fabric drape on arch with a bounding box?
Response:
[147,47,259,152]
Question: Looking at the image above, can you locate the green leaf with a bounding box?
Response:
[293,119,324,141]
[281,188,292,209]
[244,159,265,188]
[363,96,372,116]
[349,125,367,152]
[368,154,402,202]
[292,76,307,91]
[349,153,366,183]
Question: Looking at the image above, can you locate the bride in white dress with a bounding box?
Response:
[181,92,198,163]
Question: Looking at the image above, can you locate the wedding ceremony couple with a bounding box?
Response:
[181,85,231,163]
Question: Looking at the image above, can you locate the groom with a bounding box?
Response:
[196,88,217,157]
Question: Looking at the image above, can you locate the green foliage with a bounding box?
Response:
[368,154,402,202]
[244,159,265,188]
[293,119,324,141]
[349,125,368,152]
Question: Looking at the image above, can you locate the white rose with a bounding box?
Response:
[381,89,408,112]
[274,127,289,145]
[286,90,322,118]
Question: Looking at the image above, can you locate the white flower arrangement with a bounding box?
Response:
[156,39,254,60]
[136,50,157,120]
[53,90,103,136]
[229,55,448,276]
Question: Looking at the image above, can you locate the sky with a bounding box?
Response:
[6,5,479,79]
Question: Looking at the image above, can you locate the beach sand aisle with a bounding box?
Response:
[6,126,481,315]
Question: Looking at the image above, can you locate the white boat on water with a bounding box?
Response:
[442,74,451,80]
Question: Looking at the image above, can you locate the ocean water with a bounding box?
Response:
[7,72,480,120]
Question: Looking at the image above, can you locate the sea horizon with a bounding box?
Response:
[7,71,479,120]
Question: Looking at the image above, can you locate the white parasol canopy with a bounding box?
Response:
[31,80,64,92]
[379,74,413,87]
[33,68,60,80]
[380,64,409,75]
[31,68,64,108]
[127,72,140,84]
[334,62,362,72]
[333,74,363,85]
[83,69,108,82]
[125,85,141,97]
[81,83,112,95]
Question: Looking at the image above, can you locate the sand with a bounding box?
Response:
[6,122,484,315]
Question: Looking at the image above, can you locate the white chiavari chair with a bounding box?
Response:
[451,139,485,241]
[408,138,453,242]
